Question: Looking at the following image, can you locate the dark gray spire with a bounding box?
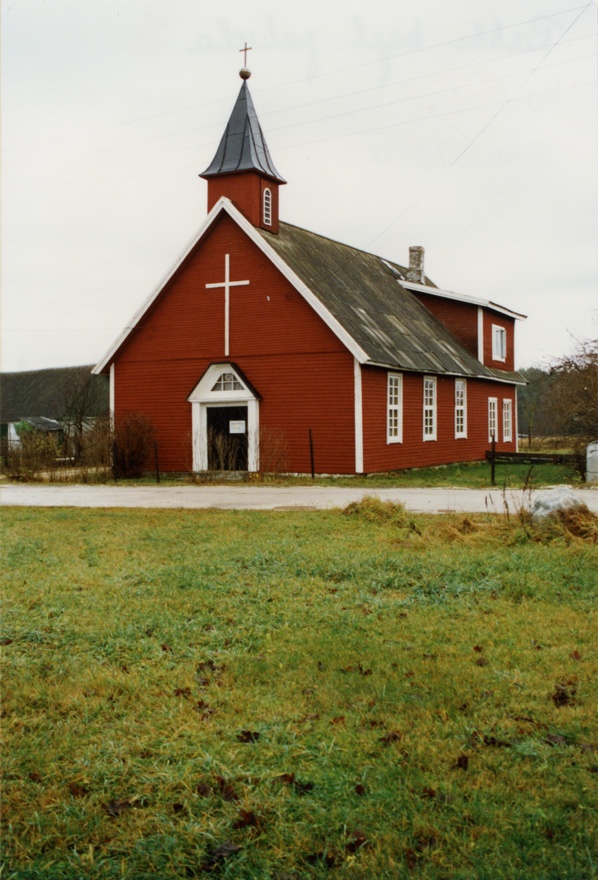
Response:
[200,80,286,184]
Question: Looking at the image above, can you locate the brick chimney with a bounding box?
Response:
[406,246,425,284]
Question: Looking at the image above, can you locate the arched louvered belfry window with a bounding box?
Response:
[263,188,272,226]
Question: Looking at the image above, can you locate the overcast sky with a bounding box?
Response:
[2,0,596,373]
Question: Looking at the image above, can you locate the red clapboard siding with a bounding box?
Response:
[411,292,479,358]
[113,214,356,472]
[207,172,281,233]
[361,367,517,473]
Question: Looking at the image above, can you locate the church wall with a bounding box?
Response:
[361,367,517,473]
[411,292,479,359]
[112,215,356,473]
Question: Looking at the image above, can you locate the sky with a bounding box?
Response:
[2,0,596,374]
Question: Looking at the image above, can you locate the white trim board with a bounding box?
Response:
[402,280,526,321]
[354,358,363,473]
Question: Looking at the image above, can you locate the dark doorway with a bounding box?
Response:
[207,406,248,471]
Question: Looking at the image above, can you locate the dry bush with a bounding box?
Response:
[112,412,154,479]
[554,506,598,543]
[80,417,112,469]
[259,427,289,477]
[207,428,246,471]
[1,428,58,480]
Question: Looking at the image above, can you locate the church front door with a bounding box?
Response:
[206,405,248,471]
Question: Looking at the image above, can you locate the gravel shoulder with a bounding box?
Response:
[2,483,597,513]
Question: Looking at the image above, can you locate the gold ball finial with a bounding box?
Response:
[239,67,251,79]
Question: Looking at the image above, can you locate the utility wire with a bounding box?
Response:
[269,53,597,136]
[367,0,595,248]
[281,80,595,152]
[125,4,592,123]
[105,34,595,155]
[103,77,596,185]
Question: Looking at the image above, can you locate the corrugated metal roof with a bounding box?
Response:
[260,222,525,383]
[200,81,286,184]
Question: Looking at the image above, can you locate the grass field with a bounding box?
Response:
[140,459,581,489]
[6,458,581,489]
[2,503,597,879]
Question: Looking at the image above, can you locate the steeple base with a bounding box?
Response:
[207,172,280,233]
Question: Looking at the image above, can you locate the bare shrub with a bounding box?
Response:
[80,416,112,468]
[2,425,58,481]
[113,412,154,479]
[259,427,289,477]
[207,428,244,471]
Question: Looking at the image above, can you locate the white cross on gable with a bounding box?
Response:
[205,254,250,357]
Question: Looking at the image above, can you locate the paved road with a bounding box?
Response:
[2,483,597,513]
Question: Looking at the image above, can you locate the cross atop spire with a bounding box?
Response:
[239,42,252,67]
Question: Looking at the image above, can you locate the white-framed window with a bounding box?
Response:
[492,325,507,361]
[455,379,467,438]
[503,399,513,442]
[387,373,403,443]
[423,376,437,441]
[263,188,272,226]
[488,397,498,442]
[212,372,243,391]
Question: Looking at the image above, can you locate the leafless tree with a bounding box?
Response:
[59,372,106,461]
[547,337,598,441]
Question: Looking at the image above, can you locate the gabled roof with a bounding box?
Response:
[260,222,525,383]
[200,80,286,184]
[93,198,524,385]
[0,366,109,423]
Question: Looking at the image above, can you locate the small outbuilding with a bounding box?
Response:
[0,366,109,455]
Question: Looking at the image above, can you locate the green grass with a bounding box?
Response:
[4,456,580,488]
[126,459,580,489]
[2,504,597,879]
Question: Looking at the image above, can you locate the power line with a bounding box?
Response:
[117,76,595,185]
[268,53,597,137]
[125,4,592,124]
[105,33,595,156]
[258,34,596,119]
[367,0,595,247]
[281,79,595,152]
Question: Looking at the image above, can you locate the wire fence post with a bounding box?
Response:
[308,428,315,480]
[154,441,160,484]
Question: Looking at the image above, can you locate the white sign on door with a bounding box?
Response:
[229,421,246,434]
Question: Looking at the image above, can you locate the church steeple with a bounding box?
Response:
[200,69,286,233]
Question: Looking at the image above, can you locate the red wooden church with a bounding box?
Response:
[94,68,525,475]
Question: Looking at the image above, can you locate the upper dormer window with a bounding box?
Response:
[212,372,243,392]
[492,325,506,361]
[263,188,272,226]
